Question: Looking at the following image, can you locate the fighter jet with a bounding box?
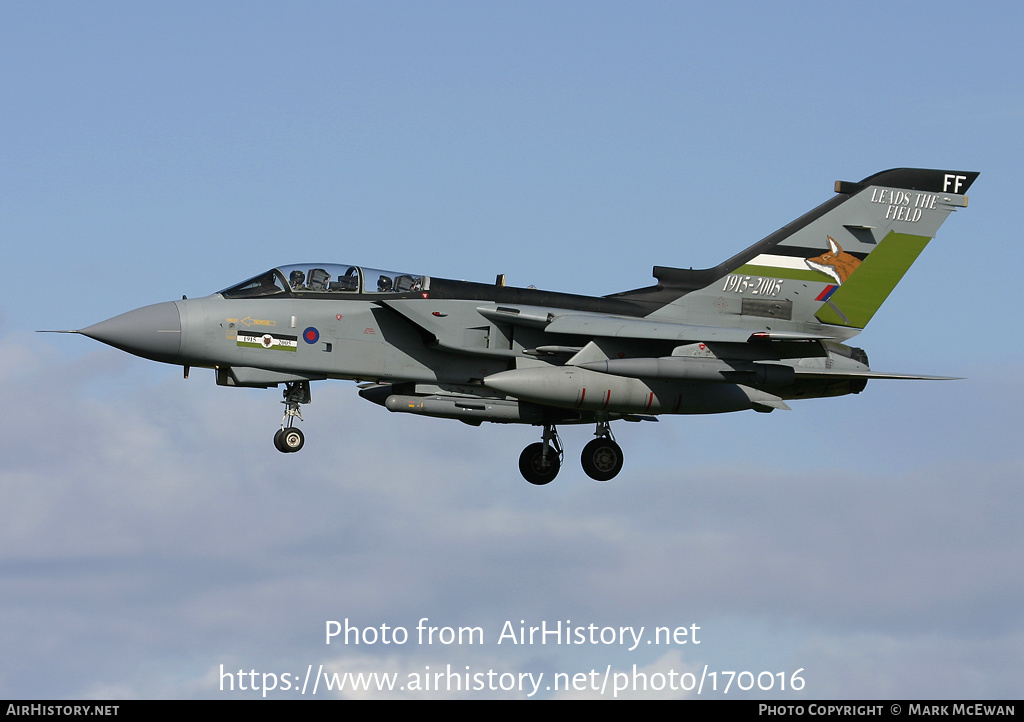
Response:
[64,168,977,484]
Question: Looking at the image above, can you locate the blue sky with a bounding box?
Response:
[2,1,1022,698]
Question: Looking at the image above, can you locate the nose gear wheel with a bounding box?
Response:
[274,426,305,453]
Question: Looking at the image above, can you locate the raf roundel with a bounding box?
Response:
[303,327,320,344]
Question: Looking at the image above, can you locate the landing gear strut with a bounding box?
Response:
[274,381,310,453]
[517,421,626,484]
[581,421,623,481]
[518,424,562,485]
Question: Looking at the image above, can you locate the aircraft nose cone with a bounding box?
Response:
[80,301,182,363]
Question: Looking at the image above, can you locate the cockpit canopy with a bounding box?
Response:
[219,264,429,298]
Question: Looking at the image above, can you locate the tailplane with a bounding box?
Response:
[625,168,977,334]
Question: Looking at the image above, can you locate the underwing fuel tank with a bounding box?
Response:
[482,366,790,414]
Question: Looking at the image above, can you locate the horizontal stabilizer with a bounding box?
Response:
[792,368,961,381]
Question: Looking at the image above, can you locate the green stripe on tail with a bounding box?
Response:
[814,232,930,328]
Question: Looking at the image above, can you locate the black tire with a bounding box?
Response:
[279,426,305,453]
[519,442,560,485]
[581,438,623,481]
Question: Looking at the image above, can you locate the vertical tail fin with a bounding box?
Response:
[635,168,978,333]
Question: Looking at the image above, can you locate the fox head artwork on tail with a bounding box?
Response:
[60,167,977,485]
[805,237,861,286]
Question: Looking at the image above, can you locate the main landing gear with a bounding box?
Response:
[518,421,624,485]
[274,381,310,453]
[519,424,563,485]
[581,421,624,482]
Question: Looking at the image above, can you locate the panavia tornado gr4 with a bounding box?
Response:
[65,168,977,485]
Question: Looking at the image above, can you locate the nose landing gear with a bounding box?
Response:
[274,381,310,453]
